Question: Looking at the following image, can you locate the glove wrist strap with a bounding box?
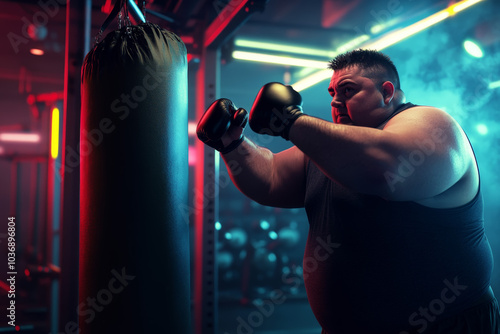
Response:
[220,135,245,154]
[282,113,304,140]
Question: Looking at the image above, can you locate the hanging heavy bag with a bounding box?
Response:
[80,18,189,333]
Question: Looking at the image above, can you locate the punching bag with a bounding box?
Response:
[80,22,189,333]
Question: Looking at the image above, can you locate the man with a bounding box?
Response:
[197,49,499,333]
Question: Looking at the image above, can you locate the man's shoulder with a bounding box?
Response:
[395,104,449,116]
[404,104,447,114]
[383,104,457,130]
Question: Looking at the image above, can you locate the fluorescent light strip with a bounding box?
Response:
[235,35,370,62]
[489,80,500,90]
[235,39,334,58]
[333,35,371,54]
[370,18,401,35]
[0,133,41,143]
[127,0,146,23]
[292,0,484,91]
[232,35,370,86]
[361,0,483,51]
[292,70,332,92]
[232,51,328,69]
[360,11,449,51]
[452,0,483,13]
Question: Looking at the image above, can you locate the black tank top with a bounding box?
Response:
[303,103,493,333]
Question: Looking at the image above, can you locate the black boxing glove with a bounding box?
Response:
[249,82,303,140]
[196,98,248,154]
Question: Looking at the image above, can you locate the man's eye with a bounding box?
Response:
[344,87,352,94]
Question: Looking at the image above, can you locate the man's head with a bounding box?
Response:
[327,49,404,127]
[328,49,401,91]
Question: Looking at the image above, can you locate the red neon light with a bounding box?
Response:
[27,91,64,105]
[181,36,194,44]
[194,56,206,334]
[0,133,40,143]
[204,0,249,48]
[0,280,9,292]
[101,0,113,14]
[188,146,196,166]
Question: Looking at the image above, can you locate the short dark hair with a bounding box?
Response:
[328,49,401,90]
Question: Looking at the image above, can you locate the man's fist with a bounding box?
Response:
[196,98,248,154]
[249,82,303,140]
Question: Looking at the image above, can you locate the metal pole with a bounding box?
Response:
[57,0,90,331]
[193,1,268,333]
[194,46,221,334]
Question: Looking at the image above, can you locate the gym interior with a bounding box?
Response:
[0,0,499,333]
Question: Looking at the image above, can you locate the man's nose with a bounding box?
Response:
[331,97,344,109]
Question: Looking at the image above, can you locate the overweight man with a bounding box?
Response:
[197,49,499,334]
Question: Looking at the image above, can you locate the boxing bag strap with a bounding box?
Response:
[95,0,127,45]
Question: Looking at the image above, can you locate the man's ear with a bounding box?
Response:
[381,81,395,105]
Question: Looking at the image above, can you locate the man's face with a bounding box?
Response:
[328,65,391,128]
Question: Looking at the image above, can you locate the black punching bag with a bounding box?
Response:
[80,23,189,333]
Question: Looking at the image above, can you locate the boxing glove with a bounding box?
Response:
[197,98,248,154]
[249,82,303,140]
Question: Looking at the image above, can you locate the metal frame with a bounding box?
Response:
[193,1,269,333]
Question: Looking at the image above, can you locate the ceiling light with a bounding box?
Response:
[488,80,500,90]
[235,39,335,58]
[229,0,483,91]
[127,0,145,23]
[0,133,41,143]
[370,18,402,35]
[463,40,484,58]
[232,51,328,69]
[332,35,370,54]
[234,34,370,65]
[30,48,44,56]
[475,123,488,135]
[451,0,483,13]
[360,11,450,51]
[292,0,484,91]
[292,70,332,92]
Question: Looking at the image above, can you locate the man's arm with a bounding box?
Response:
[288,106,475,202]
[221,138,307,208]
[196,98,307,208]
